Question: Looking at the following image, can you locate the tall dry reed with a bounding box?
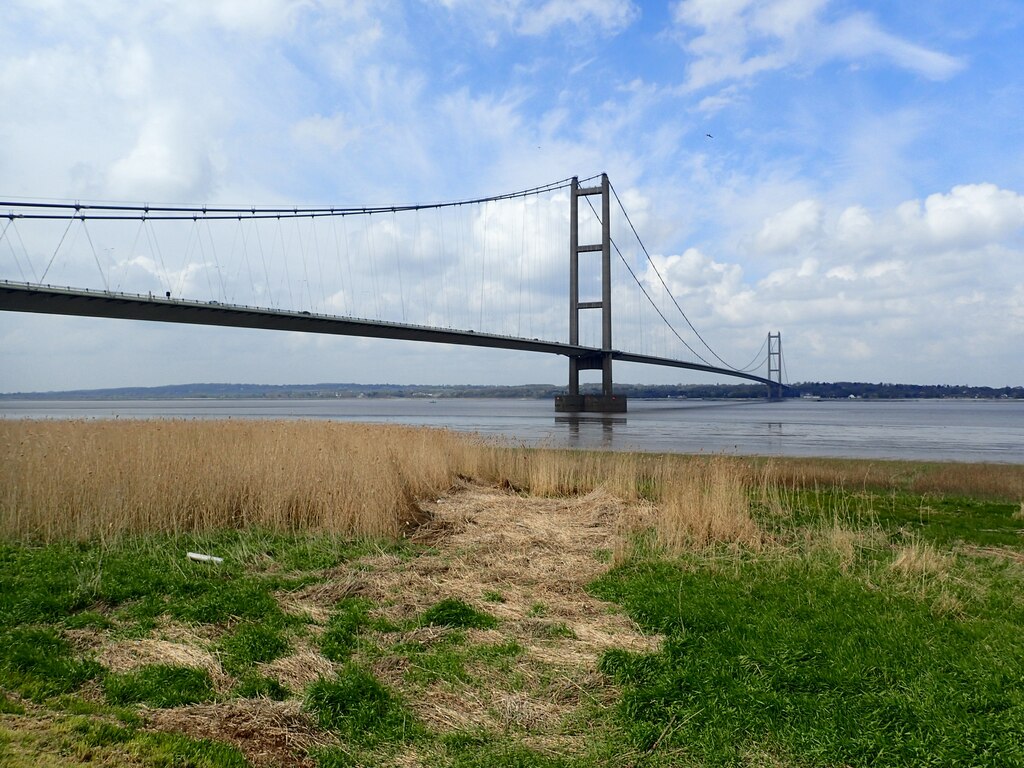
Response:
[0,420,471,541]
[4,419,1018,544]
[654,456,762,552]
[757,456,1023,501]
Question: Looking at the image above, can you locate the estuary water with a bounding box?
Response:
[2,397,1022,463]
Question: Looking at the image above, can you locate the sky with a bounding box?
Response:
[1,0,1023,392]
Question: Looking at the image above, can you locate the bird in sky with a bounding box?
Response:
[706,133,714,139]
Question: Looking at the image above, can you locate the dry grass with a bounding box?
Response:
[756,456,1024,501]
[0,420,472,541]
[889,539,952,581]
[799,519,885,572]
[2,419,1021,543]
[147,699,336,768]
[357,481,658,754]
[654,456,762,552]
[886,538,962,616]
[368,483,660,663]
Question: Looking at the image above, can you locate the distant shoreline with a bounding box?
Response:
[1,381,1021,401]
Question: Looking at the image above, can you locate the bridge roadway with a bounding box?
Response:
[0,281,777,387]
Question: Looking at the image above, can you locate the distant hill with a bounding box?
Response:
[1,381,1020,400]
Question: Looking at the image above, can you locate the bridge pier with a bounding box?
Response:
[555,350,627,412]
[555,174,627,414]
[555,393,628,413]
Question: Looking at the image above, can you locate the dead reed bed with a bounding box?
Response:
[2,419,1020,544]
[0,420,472,541]
[654,456,763,551]
[754,456,1024,500]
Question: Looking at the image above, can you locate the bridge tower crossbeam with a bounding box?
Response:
[767,331,783,401]
[555,173,627,413]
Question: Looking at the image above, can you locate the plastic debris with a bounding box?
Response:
[187,551,224,564]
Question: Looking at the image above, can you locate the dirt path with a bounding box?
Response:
[370,482,659,664]
[289,482,662,758]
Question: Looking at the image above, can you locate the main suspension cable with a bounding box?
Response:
[609,181,753,373]
[0,176,587,222]
[582,195,712,365]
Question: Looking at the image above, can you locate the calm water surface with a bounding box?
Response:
[3,398,1022,463]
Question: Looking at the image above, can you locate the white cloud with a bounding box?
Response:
[107,106,221,201]
[825,13,964,81]
[291,113,361,151]
[755,199,823,253]
[607,180,1024,382]
[433,0,639,38]
[671,0,964,91]
[919,184,1024,247]
[517,0,639,35]
[187,0,312,36]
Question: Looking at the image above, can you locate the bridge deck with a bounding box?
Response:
[0,281,777,387]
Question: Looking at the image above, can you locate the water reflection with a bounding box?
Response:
[554,415,627,448]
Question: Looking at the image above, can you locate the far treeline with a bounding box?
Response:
[3,381,1022,400]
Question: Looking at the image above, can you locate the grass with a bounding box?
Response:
[320,598,374,662]
[592,553,1024,767]
[0,627,101,702]
[0,420,470,540]
[103,664,216,708]
[4,420,1021,543]
[0,712,248,768]
[219,621,291,674]
[305,663,421,744]
[232,672,290,700]
[1,420,1022,766]
[393,633,524,687]
[419,598,499,630]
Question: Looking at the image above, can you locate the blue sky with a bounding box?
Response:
[1,0,1023,390]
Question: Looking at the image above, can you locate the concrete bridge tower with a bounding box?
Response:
[555,174,627,413]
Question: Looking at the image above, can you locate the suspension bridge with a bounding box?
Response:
[0,174,788,411]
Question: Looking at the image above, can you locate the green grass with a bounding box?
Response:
[0,530,395,632]
[0,692,25,715]
[103,664,216,708]
[419,598,498,630]
[133,730,249,768]
[441,731,572,767]
[878,494,1023,548]
[219,621,290,674]
[67,716,134,747]
[305,664,421,744]
[0,711,247,768]
[591,553,1024,767]
[0,627,101,702]
[320,598,374,662]
[765,488,1023,548]
[233,672,290,700]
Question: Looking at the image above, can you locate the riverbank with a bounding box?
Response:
[2,420,1021,541]
[3,380,1021,400]
[2,422,1022,766]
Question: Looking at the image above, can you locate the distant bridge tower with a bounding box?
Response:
[767,331,783,400]
[555,174,627,413]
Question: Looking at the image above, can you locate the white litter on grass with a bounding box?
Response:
[187,551,224,564]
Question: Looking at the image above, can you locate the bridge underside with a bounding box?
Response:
[0,282,779,402]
